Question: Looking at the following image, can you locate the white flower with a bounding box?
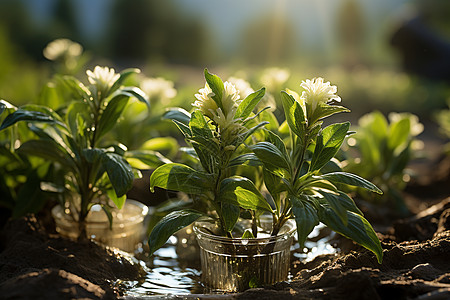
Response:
[300,77,341,110]
[193,83,218,120]
[193,81,242,125]
[261,68,290,91]
[141,77,177,105]
[193,81,245,145]
[86,66,120,94]
[43,38,83,61]
[227,77,254,99]
[221,81,242,120]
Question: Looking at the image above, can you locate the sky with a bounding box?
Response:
[21,0,410,48]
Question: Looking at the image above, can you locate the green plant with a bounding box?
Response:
[149,69,268,253]
[251,78,383,262]
[148,71,383,264]
[0,100,52,218]
[0,66,166,239]
[110,75,180,152]
[435,99,450,155]
[343,111,423,215]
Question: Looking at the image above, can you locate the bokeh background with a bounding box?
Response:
[1,0,450,122]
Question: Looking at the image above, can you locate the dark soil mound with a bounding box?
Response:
[0,215,143,300]
[238,197,450,300]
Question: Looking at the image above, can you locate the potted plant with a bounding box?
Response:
[0,66,166,251]
[342,111,424,217]
[148,70,383,292]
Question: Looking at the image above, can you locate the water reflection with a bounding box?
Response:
[292,223,338,262]
[123,223,337,297]
[126,235,203,296]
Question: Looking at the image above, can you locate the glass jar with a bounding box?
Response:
[51,199,148,252]
[193,218,296,292]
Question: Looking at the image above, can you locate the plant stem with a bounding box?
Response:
[251,211,258,238]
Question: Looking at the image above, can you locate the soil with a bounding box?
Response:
[0,215,144,299]
[1,142,449,299]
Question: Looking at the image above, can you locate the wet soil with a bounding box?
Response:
[1,146,449,299]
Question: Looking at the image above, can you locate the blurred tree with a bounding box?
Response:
[0,23,48,105]
[419,0,450,39]
[48,0,81,45]
[390,0,450,82]
[106,0,212,66]
[238,15,297,65]
[0,0,40,59]
[336,0,366,68]
[0,0,81,61]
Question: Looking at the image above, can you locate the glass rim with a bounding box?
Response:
[192,218,297,243]
[52,199,149,225]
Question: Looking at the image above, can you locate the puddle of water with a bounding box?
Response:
[122,223,337,297]
[292,223,338,262]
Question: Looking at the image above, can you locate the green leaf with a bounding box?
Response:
[241,229,255,239]
[190,110,213,139]
[115,86,149,107]
[0,101,6,116]
[318,190,363,216]
[82,149,134,197]
[163,108,191,125]
[309,103,350,124]
[320,192,348,225]
[150,163,213,195]
[250,142,290,178]
[308,179,339,194]
[258,110,279,131]
[59,75,92,100]
[125,150,172,169]
[96,95,129,140]
[101,153,133,197]
[318,172,383,194]
[100,204,114,230]
[264,130,288,158]
[291,195,319,248]
[148,209,204,256]
[140,137,179,157]
[280,91,306,141]
[106,189,126,210]
[204,69,224,109]
[388,117,410,150]
[191,143,215,173]
[110,68,141,92]
[240,121,268,142]
[310,122,350,171]
[355,131,380,169]
[387,144,410,177]
[18,140,75,171]
[28,124,74,158]
[221,203,240,232]
[173,119,192,138]
[66,101,91,138]
[235,88,265,119]
[359,111,388,144]
[12,169,47,218]
[263,169,287,196]
[319,207,383,263]
[0,109,58,131]
[218,176,272,212]
[229,153,262,168]
[82,148,104,162]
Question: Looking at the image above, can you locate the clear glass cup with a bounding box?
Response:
[193,218,296,292]
[51,199,148,252]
